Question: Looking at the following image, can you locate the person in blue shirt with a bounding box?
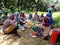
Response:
[46,13,54,24]
[28,14,33,22]
[28,14,33,20]
[48,7,52,17]
[48,5,55,18]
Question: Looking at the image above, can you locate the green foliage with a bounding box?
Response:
[54,16,60,28]
[0,0,60,11]
[0,0,50,11]
[55,2,60,11]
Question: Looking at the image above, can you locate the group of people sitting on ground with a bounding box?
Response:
[0,7,54,36]
[0,6,60,45]
[0,9,54,37]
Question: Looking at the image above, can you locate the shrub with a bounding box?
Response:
[54,16,60,28]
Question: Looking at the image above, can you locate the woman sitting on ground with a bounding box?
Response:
[39,13,44,22]
[3,15,20,37]
[34,13,40,24]
[42,15,51,40]
[34,13,39,21]
[18,11,27,26]
[46,13,54,29]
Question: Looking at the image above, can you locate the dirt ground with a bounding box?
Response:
[0,25,51,45]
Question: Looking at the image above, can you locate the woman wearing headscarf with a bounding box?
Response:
[48,5,55,18]
[46,13,55,29]
[3,14,20,37]
[42,15,51,40]
[42,13,54,40]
